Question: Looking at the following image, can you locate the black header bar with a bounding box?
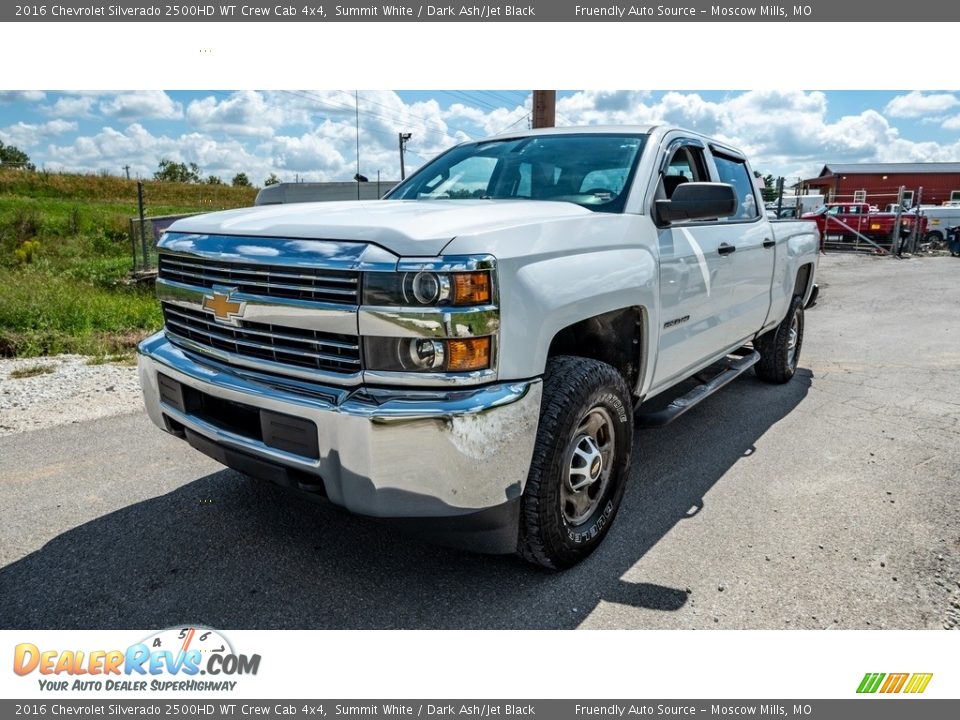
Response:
[4,1,957,22]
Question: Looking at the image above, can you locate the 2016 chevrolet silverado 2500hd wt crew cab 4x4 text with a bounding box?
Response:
[139,126,820,569]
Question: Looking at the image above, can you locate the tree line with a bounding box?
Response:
[153,159,279,188]
[0,142,281,187]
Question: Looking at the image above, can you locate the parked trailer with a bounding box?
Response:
[919,206,960,244]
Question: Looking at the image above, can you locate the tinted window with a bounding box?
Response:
[713,154,759,220]
[388,133,648,214]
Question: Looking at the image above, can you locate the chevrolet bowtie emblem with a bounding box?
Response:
[201,290,245,324]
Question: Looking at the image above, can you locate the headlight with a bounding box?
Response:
[360,256,497,380]
[364,337,492,373]
[363,270,492,306]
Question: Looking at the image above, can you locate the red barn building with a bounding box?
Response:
[799,162,960,208]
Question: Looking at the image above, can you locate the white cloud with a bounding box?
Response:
[0,91,45,103]
[884,91,960,119]
[552,89,960,180]
[18,90,960,185]
[99,91,182,120]
[941,115,960,131]
[186,91,291,137]
[0,119,77,147]
[43,95,96,118]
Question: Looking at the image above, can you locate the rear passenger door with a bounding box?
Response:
[707,148,776,342]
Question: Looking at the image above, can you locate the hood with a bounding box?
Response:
[168,199,593,257]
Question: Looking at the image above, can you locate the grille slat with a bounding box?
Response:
[162,302,361,374]
[162,305,359,352]
[158,253,360,305]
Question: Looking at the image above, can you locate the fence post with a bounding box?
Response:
[892,186,904,256]
[129,217,137,271]
[909,187,923,253]
[137,181,149,271]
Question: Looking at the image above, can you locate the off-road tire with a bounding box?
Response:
[517,356,634,570]
[754,294,804,384]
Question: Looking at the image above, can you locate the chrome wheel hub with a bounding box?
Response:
[561,406,616,526]
[786,313,799,367]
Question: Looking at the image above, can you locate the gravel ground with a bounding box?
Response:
[0,355,141,437]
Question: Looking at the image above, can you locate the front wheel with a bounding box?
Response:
[754,295,804,384]
[517,356,634,570]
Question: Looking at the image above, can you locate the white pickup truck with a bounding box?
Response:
[138,126,819,569]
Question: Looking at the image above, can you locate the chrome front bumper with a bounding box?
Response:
[138,332,541,522]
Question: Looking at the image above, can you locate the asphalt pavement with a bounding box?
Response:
[1,253,958,629]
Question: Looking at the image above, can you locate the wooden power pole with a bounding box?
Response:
[532,90,556,128]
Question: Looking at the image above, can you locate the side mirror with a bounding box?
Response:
[656,182,738,223]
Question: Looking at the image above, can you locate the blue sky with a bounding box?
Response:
[1,90,958,184]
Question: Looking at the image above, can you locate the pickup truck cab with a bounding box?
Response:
[138,126,819,569]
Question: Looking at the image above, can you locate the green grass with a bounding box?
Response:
[0,267,161,356]
[0,169,259,358]
[8,363,56,379]
[86,353,137,366]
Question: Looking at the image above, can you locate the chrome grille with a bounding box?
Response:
[158,253,359,305]
[162,303,361,374]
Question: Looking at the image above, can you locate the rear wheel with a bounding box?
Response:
[754,295,804,384]
[517,356,634,569]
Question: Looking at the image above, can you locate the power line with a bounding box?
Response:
[283,90,465,147]
[493,111,532,135]
[330,89,473,142]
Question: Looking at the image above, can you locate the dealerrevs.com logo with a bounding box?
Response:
[13,626,260,692]
[857,672,933,695]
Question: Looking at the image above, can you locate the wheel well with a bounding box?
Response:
[547,307,643,390]
[794,263,813,299]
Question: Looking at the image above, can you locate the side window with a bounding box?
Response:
[713,154,759,220]
[660,144,708,201]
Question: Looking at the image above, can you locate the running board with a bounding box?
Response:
[635,350,761,428]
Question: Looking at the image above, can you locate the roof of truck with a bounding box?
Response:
[478,125,659,142]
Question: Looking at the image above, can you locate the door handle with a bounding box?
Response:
[763,238,776,248]
[718,243,737,255]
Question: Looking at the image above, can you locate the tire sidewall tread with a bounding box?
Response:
[754,295,805,384]
[518,356,634,569]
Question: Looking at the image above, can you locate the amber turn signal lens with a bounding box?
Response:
[452,272,491,305]
[446,337,491,372]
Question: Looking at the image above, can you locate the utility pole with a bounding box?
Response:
[776,176,785,217]
[532,90,556,129]
[355,90,361,200]
[122,164,131,180]
[398,132,412,180]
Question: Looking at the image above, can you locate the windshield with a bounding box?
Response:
[386,133,648,213]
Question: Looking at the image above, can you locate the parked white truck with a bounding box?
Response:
[138,126,819,568]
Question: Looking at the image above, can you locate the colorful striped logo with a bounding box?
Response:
[857,672,933,694]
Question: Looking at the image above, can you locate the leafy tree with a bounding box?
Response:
[231,172,252,187]
[264,173,281,186]
[0,140,35,171]
[205,175,224,185]
[755,172,780,203]
[154,159,201,183]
